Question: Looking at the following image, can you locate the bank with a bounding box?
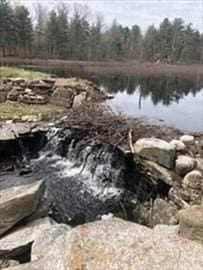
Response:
[0,68,202,270]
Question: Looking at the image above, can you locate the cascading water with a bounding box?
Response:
[0,127,157,226]
[30,128,141,224]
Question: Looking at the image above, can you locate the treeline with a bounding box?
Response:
[0,0,202,63]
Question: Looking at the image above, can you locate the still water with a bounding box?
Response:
[31,66,203,132]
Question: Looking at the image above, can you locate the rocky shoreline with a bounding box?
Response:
[0,76,202,269]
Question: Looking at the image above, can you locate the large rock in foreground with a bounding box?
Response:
[133,138,176,169]
[0,181,44,236]
[6,218,203,270]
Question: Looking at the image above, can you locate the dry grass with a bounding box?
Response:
[1,58,203,77]
[0,66,48,79]
[0,102,65,120]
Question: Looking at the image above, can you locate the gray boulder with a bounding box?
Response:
[5,218,203,270]
[177,205,203,243]
[132,198,178,227]
[0,218,70,260]
[134,156,175,185]
[0,181,44,236]
[175,155,197,176]
[180,135,194,145]
[170,139,186,152]
[62,218,203,270]
[182,170,203,190]
[133,138,176,169]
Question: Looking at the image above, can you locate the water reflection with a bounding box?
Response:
[25,66,203,131]
[96,75,203,106]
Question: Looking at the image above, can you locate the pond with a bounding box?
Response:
[28,66,203,132]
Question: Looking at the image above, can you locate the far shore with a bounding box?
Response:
[1,57,203,77]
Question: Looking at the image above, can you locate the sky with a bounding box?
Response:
[17,0,203,31]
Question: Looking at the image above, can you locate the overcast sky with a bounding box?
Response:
[18,0,202,31]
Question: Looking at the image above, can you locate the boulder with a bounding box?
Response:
[132,199,178,227]
[50,87,74,108]
[177,205,203,243]
[0,181,44,236]
[31,222,71,263]
[72,91,87,108]
[182,170,203,190]
[175,155,197,176]
[196,158,203,171]
[4,218,203,270]
[134,156,174,185]
[150,198,178,226]
[0,218,69,260]
[133,138,176,169]
[180,135,194,145]
[0,218,70,270]
[170,139,186,152]
[56,218,203,269]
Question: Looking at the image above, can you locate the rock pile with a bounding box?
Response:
[0,214,202,270]
[133,136,203,206]
[0,77,107,107]
[0,124,202,269]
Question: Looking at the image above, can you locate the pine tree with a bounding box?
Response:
[14,5,33,57]
[0,0,15,56]
[46,10,58,56]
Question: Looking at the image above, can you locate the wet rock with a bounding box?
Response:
[169,187,189,208]
[182,170,203,190]
[180,135,194,145]
[133,138,176,169]
[175,155,197,176]
[132,199,178,227]
[177,205,203,243]
[170,139,186,152]
[151,198,178,226]
[72,91,87,108]
[0,181,44,236]
[134,156,174,185]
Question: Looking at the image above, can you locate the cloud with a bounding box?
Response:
[19,0,202,31]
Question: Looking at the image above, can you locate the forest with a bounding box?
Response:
[0,0,202,63]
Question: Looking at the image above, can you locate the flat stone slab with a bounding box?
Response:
[133,138,176,169]
[0,180,44,236]
[0,217,70,261]
[0,123,48,141]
